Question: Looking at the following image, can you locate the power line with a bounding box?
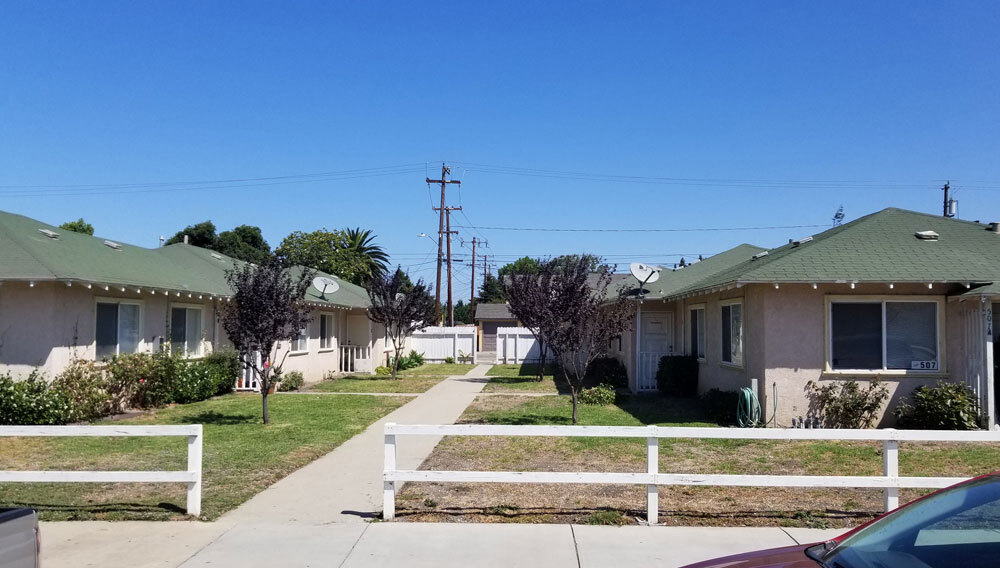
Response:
[451,223,828,233]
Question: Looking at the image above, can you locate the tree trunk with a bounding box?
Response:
[261,391,270,424]
[570,386,579,425]
[537,341,547,382]
[392,344,403,380]
[563,367,579,425]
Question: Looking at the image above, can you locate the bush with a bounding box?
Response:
[278,370,305,392]
[443,356,455,364]
[807,379,888,429]
[375,366,391,376]
[586,356,628,388]
[0,371,72,425]
[700,388,740,426]
[895,381,981,430]
[171,359,219,404]
[201,350,240,396]
[656,355,698,396]
[51,360,110,422]
[392,350,426,371]
[579,384,616,405]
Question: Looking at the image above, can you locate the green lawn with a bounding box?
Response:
[483,364,565,394]
[0,393,405,521]
[398,395,1000,527]
[308,375,443,393]
[399,363,474,376]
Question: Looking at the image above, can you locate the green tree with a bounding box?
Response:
[217,225,271,264]
[59,218,94,235]
[453,300,472,324]
[344,228,389,280]
[478,273,505,303]
[165,221,218,249]
[497,256,542,281]
[276,228,379,285]
[366,269,435,379]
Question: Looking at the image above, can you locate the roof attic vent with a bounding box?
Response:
[38,229,59,239]
[210,253,224,261]
[988,222,1000,234]
[751,251,769,260]
[103,240,122,250]
[792,236,814,247]
[915,230,940,241]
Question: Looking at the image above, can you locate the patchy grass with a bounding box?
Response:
[486,364,559,378]
[397,394,1000,527]
[484,364,605,394]
[0,393,405,521]
[400,363,474,377]
[308,375,443,393]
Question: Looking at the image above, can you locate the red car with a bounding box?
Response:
[682,471,1000,568]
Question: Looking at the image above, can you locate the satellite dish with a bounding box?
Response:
[629,263,661,285]
[394,292,406,303]
[312,276,339,297]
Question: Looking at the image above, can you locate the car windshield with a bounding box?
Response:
[819,475,1000,568]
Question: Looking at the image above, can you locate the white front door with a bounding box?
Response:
[638,313,673,390]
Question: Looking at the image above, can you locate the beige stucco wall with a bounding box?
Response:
[0,281,376,383]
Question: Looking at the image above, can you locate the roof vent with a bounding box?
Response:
[103,240,122,250]
[988,222,1000,234]
[915,230,939,241]
[751,251,769,260]
[38,229,59,239]
[210,253,224,261]
[792,236,813,247]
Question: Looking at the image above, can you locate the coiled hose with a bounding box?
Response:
[737,383,777,428]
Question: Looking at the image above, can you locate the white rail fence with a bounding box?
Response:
[409,327,476,363]
[637,351,668,391]
[382,424,1000,524]
[0,425,203,516]
[341,345,373,373]
[496,327,543,364]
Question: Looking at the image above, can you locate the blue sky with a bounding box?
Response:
[1,1,998,294]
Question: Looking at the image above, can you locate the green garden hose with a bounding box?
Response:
[737,387,761,427]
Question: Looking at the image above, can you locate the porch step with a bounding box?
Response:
[475,351,497,365]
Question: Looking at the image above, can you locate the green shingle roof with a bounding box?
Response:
[640,244,767,299]
[667,208,1000,299]
[0,210,369,309]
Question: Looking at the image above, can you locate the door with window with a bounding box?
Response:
[639,312,673,390]
[170,306,203,356]
[96,301,141,359]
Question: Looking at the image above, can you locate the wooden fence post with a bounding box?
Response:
[647,435,658,525]
[384,424,397,520]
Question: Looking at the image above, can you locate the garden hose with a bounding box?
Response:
[737,387,761,427]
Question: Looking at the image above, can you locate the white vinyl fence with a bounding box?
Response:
[0,425,203,516]
[409,327,476,363]
[496,327,542,364]
[382,424,1000,524]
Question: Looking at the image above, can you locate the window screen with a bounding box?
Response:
[831,303,882,369]
[886,302,937,370]
[170,307,202,356]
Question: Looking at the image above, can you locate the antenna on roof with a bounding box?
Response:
[629,262,661,299]
[832,205,845,227]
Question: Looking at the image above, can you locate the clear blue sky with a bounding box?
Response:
[2,1,998,295]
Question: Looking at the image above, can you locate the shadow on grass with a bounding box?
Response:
[616,395,711,426]
[471,413,573,426]
[7,500,185,515]
[178,410,257,425]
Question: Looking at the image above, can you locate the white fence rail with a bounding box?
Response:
[382,424,1000,523]
[341,345,373,373]
[0,425,203,516]
[409,327,476,363]
[497,327,542,364]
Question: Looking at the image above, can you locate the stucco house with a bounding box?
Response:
[474,303,519,356]
[611,208,1000,427]
[0,210,384,386]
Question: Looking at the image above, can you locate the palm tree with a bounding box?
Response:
[344,227,389,281]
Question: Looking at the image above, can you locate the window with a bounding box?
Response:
[721,302,742,365]
[291,325,308,352]
[320,314,335,350]
[690,307,705,359]
[829,300,940,371]
[170,306,203,356]
[96,301,140,359]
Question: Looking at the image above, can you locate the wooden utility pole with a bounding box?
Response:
[470,237,477,320]
[426,164,461,324]
[942,181,954,218]
[433,206,462,326]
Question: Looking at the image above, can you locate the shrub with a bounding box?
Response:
[375,366,391,376]
[443,356,455,364]
[457,350,472,364]
[51,360,110,422]
[895,381,981,430]
[656,355,698,396]
[201,349,240,396]
[579,384,616,405]
[806,379,889,429]
[278,370,305,392]
[392,350,426,371]
[586,356,628,388]
[586,510,628,526]
[0,371,72,425]
[171,360,218,404]
[700,388,740,426]
[105,351,185,410]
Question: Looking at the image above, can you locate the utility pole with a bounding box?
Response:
[942,181,954,218]
[470,237,477,320]
[433,206,462,326]
[426,164,461,324]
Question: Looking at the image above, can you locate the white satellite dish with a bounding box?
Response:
[312,276,339,297]
[629,262,661,285]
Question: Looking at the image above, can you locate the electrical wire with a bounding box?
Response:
[452,223,828,233]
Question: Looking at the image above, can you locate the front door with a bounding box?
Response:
[638,312,673,390]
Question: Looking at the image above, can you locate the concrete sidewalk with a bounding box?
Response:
[41,520,844,568]
[221,364,492,524]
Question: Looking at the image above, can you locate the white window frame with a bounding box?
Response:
[824,295,946,376]
[94,297,144,359]
[319,313,336,351]
[719,299,744,368]
[688,304,706,361]
[169,303,204,357]
[290,322,309,354]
